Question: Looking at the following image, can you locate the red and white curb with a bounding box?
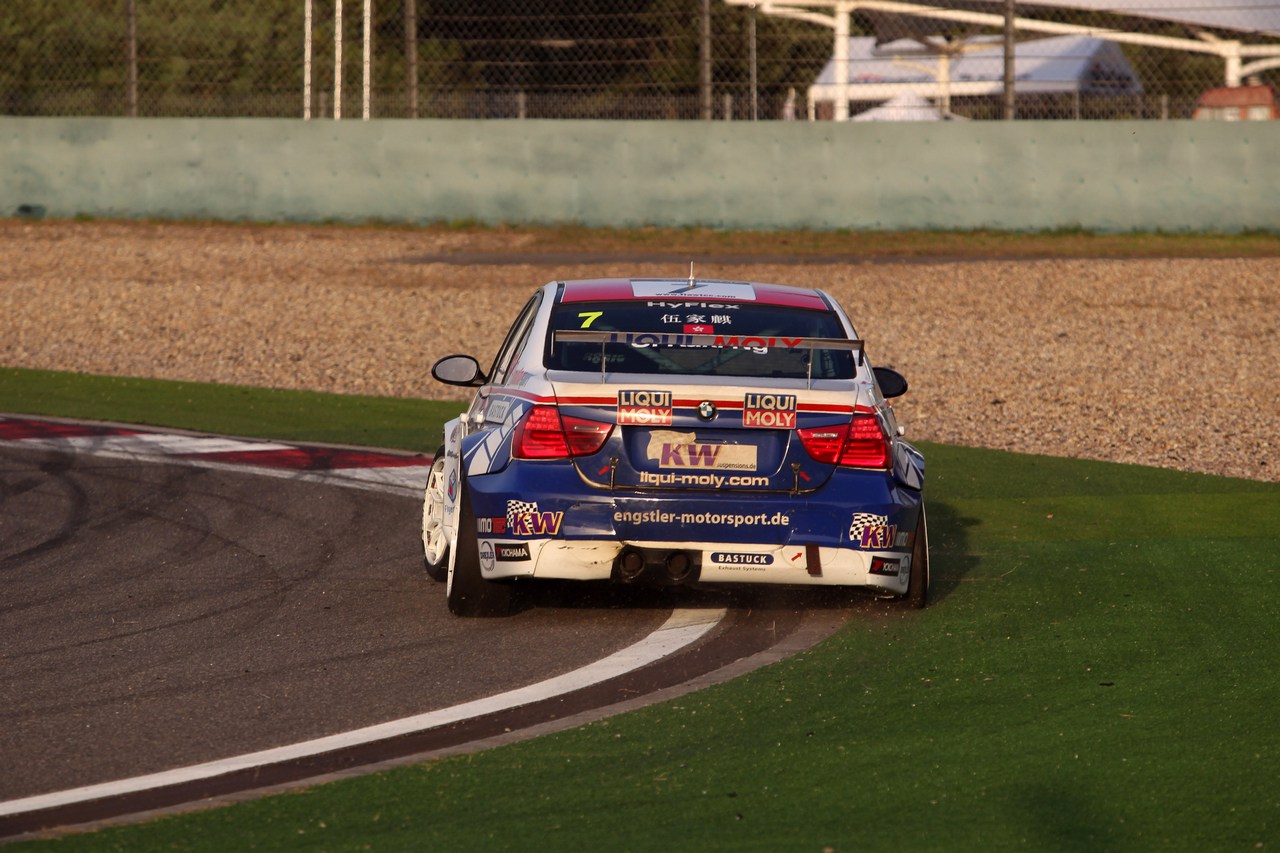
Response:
[0,415,431,497]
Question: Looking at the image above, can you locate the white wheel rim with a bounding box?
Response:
[422,457,448,565]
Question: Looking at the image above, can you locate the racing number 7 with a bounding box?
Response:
[578,311,604,329]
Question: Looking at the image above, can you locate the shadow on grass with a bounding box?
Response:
[924,498,982,606]
[1015,782,1129,852]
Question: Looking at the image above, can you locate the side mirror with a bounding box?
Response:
[432,354,486,387]
[873,366,909,399]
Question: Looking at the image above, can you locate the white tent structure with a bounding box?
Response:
[1017,0,1280,38]
[810,34,1142,117]
[850,91,969,119]
[724,0,1280,120]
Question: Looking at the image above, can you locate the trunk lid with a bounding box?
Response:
[549,377,862,494]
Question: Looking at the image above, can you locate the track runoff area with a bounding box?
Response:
[0,414,844,836]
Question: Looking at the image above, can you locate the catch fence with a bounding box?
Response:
[4,1,1278,121]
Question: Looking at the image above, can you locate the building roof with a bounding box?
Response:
[810,34,1143,102]
[850,92,968,120]
[1020,0,1280,38]
[855,0,1280,41]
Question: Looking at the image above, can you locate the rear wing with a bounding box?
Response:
[552,329,865,385]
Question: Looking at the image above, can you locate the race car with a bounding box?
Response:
[423,277,927,616]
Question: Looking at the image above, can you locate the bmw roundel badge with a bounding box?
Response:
[698,400,717,421]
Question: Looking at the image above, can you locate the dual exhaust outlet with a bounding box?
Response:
[615,548,698,585]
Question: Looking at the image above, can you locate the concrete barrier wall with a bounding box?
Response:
[3,117,1277,231]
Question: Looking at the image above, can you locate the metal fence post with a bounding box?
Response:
[304,0,313,119]
[126,0,137,117]
[700,0,712,120]
[1003,0,1016,120]
[405,0,417,118]
[334,0,343,119]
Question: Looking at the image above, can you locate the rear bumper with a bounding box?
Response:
[480,536,914,593]
[466,460,921,592]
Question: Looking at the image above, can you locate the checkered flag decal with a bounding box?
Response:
[849,513,887,541]
[507,500,538,529]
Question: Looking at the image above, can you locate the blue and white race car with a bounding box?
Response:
[423,277,927,616]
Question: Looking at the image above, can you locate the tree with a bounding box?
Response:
[1,0,122,115]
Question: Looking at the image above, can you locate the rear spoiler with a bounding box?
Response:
[552,330,865,385]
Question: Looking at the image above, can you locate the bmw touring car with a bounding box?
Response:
[423,277,928,616]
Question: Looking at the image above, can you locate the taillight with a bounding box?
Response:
[512,406,568,458]
[796,425,844,464]
[562,413,614,456]
[839,413,891,468]
[798,413,890,469]
[512,405,613,459]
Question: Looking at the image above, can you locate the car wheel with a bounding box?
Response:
[901,503,930,609]
[446,471,515,617]
[422,448,450,582]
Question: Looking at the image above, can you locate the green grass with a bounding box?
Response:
[493,223,1280,259]
[6,371,1279,852]
[0,367,462,455]
[12,217,1280,259]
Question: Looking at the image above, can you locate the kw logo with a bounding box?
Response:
[506,500,564,536]
[858,524,898,549]
[509,512,563,536]
[849,512,897,549]
[645,430,757,471]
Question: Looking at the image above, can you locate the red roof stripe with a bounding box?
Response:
[559,279,827,310]
[558,280,635,303]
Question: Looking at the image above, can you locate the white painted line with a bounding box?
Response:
[197,461,430,497]
[312,464,433,492]
[0,607,726,818]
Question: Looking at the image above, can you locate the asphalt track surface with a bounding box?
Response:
[0,418,859,838]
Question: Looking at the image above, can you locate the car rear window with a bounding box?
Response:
[545,301,856,380]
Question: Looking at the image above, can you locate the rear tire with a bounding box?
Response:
[902,503,930,609]
[447,472,515,617]
[422,448,449,582]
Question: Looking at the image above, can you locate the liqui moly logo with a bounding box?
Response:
[743,393,797,429]
[600,332,803,350]
[618,390,673,425]
[711,335,803,350]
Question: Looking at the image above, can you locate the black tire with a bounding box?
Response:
[902,502,930,609]
[447,471,515,617]
[422,448,450,582]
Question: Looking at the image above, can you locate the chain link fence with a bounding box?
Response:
[3,1,1278,121]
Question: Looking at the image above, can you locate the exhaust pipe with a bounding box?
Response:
[615,549,699,585]
[663,551,695,583]
[616,549,646,583]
